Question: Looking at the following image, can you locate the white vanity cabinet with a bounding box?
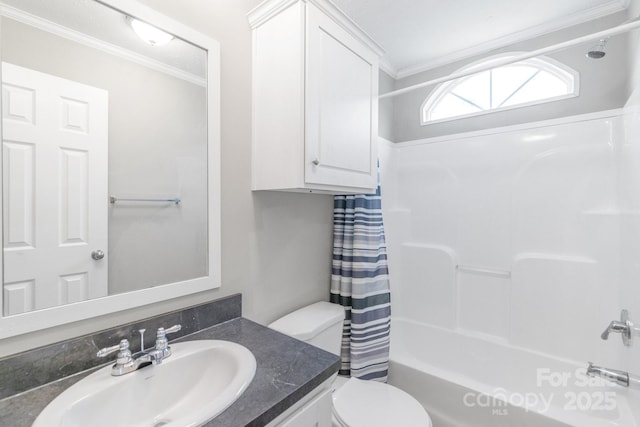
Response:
[248,0,383,194]
[266,382,333,427]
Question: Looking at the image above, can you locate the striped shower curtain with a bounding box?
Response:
[330,180,391,382]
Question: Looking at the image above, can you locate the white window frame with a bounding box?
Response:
[420,53,580,126]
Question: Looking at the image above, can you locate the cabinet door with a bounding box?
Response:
[274,388,332,427]
[305,3,378,191]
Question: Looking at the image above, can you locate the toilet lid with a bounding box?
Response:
[332,378,431,427]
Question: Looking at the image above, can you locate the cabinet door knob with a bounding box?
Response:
[312,158,320,166]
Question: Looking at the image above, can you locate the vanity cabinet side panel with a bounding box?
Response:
[252,2,306,191]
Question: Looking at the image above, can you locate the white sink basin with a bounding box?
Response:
[33,340,257,427]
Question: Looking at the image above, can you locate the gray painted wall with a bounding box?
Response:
[378,69,395,141]
[2,0,334,357]
[629,0,640,93]
[384,11,630,142]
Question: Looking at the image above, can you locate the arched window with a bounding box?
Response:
[421,54,579,125]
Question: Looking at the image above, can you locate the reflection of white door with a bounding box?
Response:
[2,62,108,315]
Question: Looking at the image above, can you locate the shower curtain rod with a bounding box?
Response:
[379,18,640,99]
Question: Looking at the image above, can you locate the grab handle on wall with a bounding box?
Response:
[456,264,511,279]
[109,196,181,205]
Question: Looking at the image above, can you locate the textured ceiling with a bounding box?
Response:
[332,0,629,78]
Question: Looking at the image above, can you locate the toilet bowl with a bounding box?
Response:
[331,376,431,427]
[269,302,432,427]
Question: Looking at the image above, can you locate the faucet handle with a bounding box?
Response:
[155,324,182,352]
[600,310,633,346]
[97,339,130,358]
[156,324,182,341]
[162,324,182,335]
[97,339,139,376]
[601,321,627,340]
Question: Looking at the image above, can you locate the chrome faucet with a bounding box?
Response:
[96,339,138,376]
[600,309,634,346]
[152,324,182,361]
[586,362,629,387]
[96,324,182,376]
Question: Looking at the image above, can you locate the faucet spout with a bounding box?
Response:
[134,352,155,367]
[96,324,181,376]
[138,349,165,366]
[587,362,629,387]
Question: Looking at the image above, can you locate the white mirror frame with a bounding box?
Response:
[0,0,221,339]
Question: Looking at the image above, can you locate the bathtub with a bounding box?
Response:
[388,318,639,427]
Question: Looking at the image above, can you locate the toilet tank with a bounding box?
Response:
[268,302,345,356]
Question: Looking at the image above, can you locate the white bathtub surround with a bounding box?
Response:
[617,87,640,426]
[389,319,637,427]
[379,108,640,426]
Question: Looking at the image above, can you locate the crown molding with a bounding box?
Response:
[308,0,384,57]
[393,0,628,80]
[247,0,298,29]
[379,57,397,78]
[247,0,385,57]
[0,4,206,87]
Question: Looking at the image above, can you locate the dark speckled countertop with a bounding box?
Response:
[0,317,340,427]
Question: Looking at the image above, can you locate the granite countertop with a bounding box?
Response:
[0,317,340,427]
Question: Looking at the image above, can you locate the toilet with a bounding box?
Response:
[269,302,432,427]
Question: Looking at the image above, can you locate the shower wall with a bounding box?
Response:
[380,110,630,370]
[618,90,640,421]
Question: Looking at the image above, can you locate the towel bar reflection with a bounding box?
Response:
[110,196,181,205]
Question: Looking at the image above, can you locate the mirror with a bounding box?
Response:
[0,0,221,338]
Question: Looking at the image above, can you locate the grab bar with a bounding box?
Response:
[110,196,181,205]
[457,264,511,278]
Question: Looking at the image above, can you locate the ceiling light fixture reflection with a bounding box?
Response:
[127,17,174,46]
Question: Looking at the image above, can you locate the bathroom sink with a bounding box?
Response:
[33,340,257,427]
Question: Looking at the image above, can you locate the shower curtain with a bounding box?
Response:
[330,176,391,382]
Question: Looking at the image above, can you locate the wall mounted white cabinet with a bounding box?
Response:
[249,0,383,194]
